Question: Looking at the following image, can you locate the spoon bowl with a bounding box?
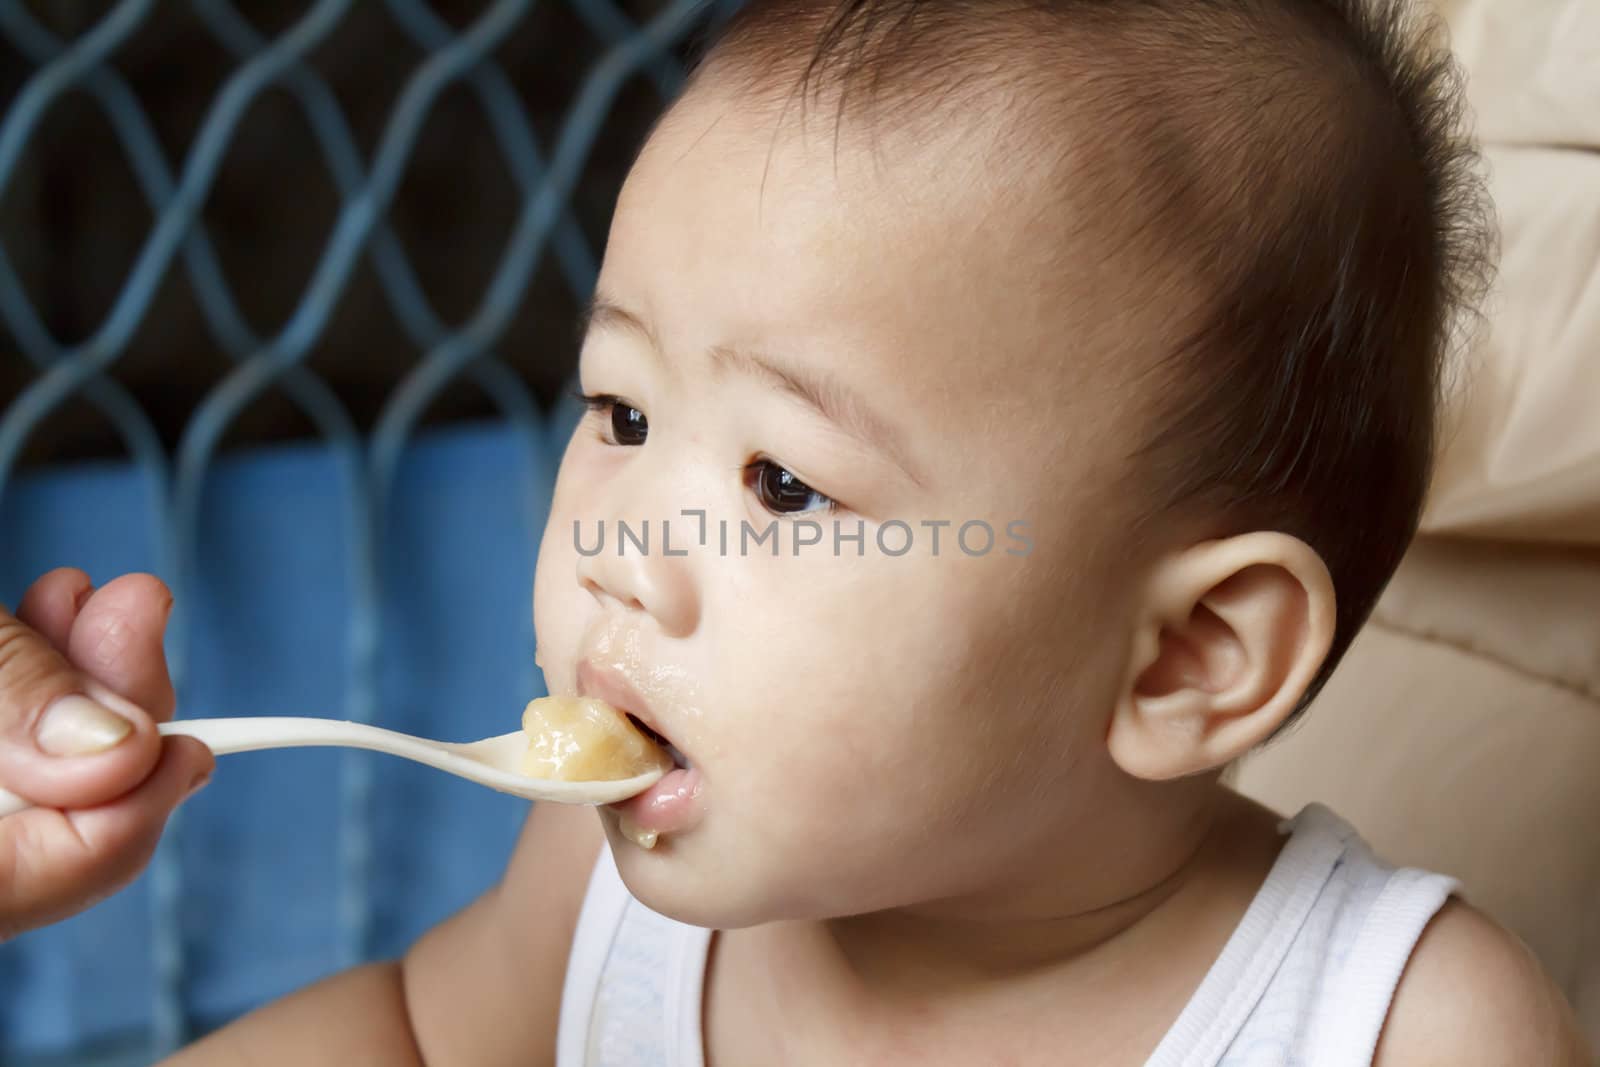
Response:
[0,716,666,818]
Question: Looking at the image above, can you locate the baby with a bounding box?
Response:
[166,0,1591,1064]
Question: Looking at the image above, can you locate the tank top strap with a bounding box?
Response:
[1144,802,1360,1066]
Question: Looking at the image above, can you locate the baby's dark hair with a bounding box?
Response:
[688,0,1495,739]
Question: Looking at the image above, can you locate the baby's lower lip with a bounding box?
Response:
[608,765,705,837]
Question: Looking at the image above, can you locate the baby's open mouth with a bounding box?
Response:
[519,694,703,849]
[519,696,675,782]
[626,713,690,770]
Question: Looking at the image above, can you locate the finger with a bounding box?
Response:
[14,568,94,654]
[0,611,162,812]
[0,735,213,941]
[67,574,177,723]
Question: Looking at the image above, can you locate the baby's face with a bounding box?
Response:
[533,79,1154,926]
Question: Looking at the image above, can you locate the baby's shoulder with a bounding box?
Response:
[1373,897,1593,1066]
[403,800,606,1067]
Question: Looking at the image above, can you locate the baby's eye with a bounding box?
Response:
[576,391,647,446]
[746,459,836,516]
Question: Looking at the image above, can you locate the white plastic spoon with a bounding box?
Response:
[0,716,666,818]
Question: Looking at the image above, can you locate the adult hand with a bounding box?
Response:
[0,568,214,941]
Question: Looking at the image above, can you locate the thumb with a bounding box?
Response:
[0,611,163,810]
[0,735,210,940]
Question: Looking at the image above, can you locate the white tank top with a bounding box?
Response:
[556,802,1461,1066]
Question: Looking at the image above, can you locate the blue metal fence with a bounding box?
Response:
[0,1,736,1060]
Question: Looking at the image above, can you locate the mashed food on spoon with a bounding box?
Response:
[521,695,673,782]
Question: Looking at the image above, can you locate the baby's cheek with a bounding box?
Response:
[531,545,583,689]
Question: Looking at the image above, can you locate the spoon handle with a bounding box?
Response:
[0,718,470,817]
[0,716,658,815]
[156,716,441,756]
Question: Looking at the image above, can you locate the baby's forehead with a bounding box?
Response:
[646,78,1172,319]
[603,85,1164,509]
[631,87,1148,381]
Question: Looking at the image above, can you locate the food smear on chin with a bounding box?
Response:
[617,812,660,850]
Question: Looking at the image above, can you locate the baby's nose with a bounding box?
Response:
[575,521,699,638]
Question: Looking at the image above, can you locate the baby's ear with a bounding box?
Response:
[1106,532,1336,781]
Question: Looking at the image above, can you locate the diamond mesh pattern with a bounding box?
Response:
[0,0,736,1055]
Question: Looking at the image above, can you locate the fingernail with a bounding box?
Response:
[74,584,95,612]
[36,695,135,756]
[183,771,211,801]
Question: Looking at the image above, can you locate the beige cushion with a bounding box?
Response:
[1423,144,1600,543]
[1233,537,1600,1046]
[1418,0,1600,544]
[1430,0,1600,148]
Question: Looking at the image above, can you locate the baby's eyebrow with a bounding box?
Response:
[581,295,924,488]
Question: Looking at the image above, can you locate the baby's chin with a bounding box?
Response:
[603,820,828,930]
[608,848,759,930]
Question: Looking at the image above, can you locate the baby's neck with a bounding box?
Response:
[706,784,1291,1064]
[819,780,1280,998]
